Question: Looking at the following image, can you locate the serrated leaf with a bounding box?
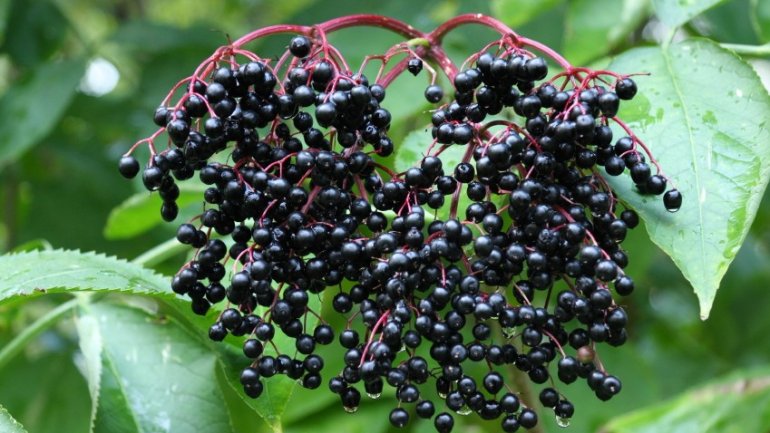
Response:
[0,58,87,167]
[607,39,770,318]
[603,367,770,433]
[0,405,27,433]
[563,0,649,64]
[104,184,206,240]
[652,0,726,29]
[491,0,564,28]
[76,302,235,433]
[0,249,171,302]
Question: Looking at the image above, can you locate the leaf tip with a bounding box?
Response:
[698,292,715,320]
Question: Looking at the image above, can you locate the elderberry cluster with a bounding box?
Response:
[120,26,680,432]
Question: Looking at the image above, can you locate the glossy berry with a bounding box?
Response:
[118,156,140,179]
[615,78,637,100]
[389,408,409,428]
[663,189,682,212]
[289,35,312,58]
[408,58,423,76]
[434,413,454,433]
[425,85,444,103]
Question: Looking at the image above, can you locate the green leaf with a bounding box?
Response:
[0,350,91,433]
[603,367,770,432]
[394,129,447,173]
[607,39,770,318]
[76,302,235,433]
[0,0,68,68]
[0,405,27,433]
[104,184,205,240]
[695,0,761,45]
[563,0,649,64]
[0,58,87,167]
[651,0,726,29]
[491,0,563,28]
[751,0,770,43]
[0,249,171,302]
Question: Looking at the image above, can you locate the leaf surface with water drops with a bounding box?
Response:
[608,39,770,318]
[76,302,236,433]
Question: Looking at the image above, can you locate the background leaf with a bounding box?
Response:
[0,58,87,167]
[751,0,770,42]
[104,185,206,240]
[76,301,235,433]
[652,0,726,29]
[603,367,770,433]
[563,0,649,64]
[491,0,563,28]
[0,405,27,433]
[0,249,171,302]
[607,38,770,318]
[0,348,92,433]
[0,0,68,68]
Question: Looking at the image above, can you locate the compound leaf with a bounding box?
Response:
[608,39,770,318]
[0,249,171,302]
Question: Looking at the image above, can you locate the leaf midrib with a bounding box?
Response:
[660,43,708,275]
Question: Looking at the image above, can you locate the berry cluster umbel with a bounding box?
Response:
[119,14,681,432]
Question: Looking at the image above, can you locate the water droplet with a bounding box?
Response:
[343,406,358,413]
[556,416,571,427]
[457,406,472,416]
[502,327,516,339]
[366,392,381,399]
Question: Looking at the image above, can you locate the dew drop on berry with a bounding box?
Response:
[457,406,472,416]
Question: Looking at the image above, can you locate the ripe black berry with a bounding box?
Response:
[615,78,638,100]
[289,35,312,58]
[408,58,423,76]
[425,85,444,103]
[663,189,682,212]
[118,156,140,179]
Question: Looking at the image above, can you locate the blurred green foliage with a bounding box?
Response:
[1,0,770,432]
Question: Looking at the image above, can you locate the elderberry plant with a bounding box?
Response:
[119,14,681,432]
